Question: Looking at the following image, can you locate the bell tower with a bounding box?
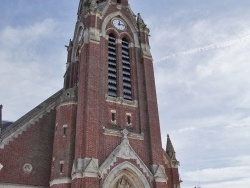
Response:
[51,0,181,188]
[0,0,181,187]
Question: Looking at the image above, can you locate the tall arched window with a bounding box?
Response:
[122,38,132,100]
[108,34,117,97]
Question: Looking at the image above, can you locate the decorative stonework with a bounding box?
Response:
[103,127,144,140]
[121,128,129,139]
[137,13,146,29]
[100,128,151,178]
[151,164,168,183]
[0,183,46,188]
[22,163,33,174]
[141,43,152,59]
[83,0,98,15]
[59,87,78,104]
[50,178,72,186]
[164,150,180,168]
[101,11,140,48]
[114,176,133,188]
[84,27,101,43]
[106,96,138,108]
[103,161,151,188]
[71,158,100,180]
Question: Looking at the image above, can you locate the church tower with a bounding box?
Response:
[52,0,181,187]
[0,0,181,188]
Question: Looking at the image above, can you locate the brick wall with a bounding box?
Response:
[0,110,56,186]
[50,103,77,181]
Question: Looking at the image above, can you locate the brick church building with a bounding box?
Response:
[0,0,181,187]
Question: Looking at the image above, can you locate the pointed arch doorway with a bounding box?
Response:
[103,161,151,188]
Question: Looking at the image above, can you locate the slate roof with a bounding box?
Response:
[1,121,13,132]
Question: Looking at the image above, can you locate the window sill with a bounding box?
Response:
[106,96,138,107]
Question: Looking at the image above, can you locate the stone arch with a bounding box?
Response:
[106,28,120,38]
[72,22,84,62]
[120,33,133,43]
[101,11,139,47]
[103,161,151,188]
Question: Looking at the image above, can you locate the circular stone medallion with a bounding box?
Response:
[22,163,33,174]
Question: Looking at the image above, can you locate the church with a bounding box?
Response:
[0,0,181,187]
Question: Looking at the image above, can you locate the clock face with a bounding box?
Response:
[112,19,126,31]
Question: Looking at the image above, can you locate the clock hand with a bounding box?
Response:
[119,21,125,26]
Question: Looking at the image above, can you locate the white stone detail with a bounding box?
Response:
[0,183,46,188]
[101,11,140,48]
[151,164,168,183]
[71,158,100,180]
[164,152,179,168]
[103,128,144,140]
[100,129,152,178]
[103,128,122,137]
[49,178,72,186]
[141,43,152,59]
[103,161,151,188]
[105,96,138,108]
[84,28,101,44]
[22,163,33,174]
[0,163,3,171]
[121,129,129,139]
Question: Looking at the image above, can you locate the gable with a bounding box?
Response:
[0,90,62,149]
[99,128,153,178]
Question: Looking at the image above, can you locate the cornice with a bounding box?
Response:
[103,127,144,140]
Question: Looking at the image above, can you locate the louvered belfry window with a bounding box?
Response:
[108,34,117,97]
[122,38,132,100]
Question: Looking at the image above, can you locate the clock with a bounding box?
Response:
[112,19,126,31]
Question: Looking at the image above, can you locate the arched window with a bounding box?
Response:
[108,34,117,97]
[103,161,151,188]
[122,38,132,100]
[117,0,121,4]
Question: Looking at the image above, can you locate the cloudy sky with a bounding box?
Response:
[1,0,250,188]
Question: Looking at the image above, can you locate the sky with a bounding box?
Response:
[0,0,250,188]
